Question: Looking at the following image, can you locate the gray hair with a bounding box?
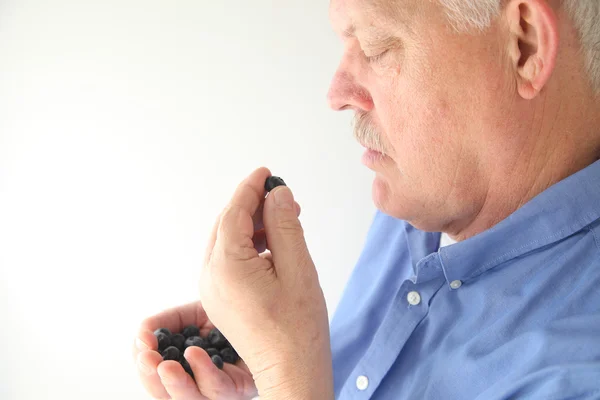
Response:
[439,0,600,94]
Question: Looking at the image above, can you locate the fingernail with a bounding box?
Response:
[135,337,149,351]
[273,187,294,209]
[137,359,152,376]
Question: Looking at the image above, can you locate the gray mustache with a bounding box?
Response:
[352,113,387,155]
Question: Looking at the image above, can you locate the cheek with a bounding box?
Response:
[375,78,471,220]
[381,80,455,170]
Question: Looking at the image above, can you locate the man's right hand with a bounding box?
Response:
[132,301,258,400]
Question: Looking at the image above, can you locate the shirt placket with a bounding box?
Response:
[339,254,446,399]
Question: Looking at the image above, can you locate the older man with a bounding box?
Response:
[133,0,600,399]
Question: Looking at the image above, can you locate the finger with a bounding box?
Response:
[206,204,269,267]
[207,170,300,266]
[253,202,300,253]
[133,329,158,360]
[253,200,300,234]
[263,185,312,279]
[214,167,271,262]
[220,363,259,399]
[185,346,236,399]
[157,361,209,400]
[136,350,171,400]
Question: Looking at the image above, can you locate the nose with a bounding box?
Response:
[327,66,374,112]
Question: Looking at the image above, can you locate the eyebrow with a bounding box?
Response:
[343,24,389,39]
[343,25,400,49]
[342,18,411,42]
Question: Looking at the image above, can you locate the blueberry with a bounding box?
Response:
[170,333,186,352]
[156,332,171,353]
[184,336,208,350]
[179,356,194,379]
[205,347,220,358]
[220,347,239,364]
[265,176,286,192]
[154,328,172,337]
[208,328,228,349]
[229,346,239,360]
[161,346,180,361]
[211,355,224,370]
[181,325,200,338]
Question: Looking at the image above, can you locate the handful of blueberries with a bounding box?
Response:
[154,326,240,380]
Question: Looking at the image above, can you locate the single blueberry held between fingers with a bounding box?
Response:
[205,348,220,358]
[161,346,180,361]
[184,336,208,350]
[220,347,239,364]
[211,355,224,370]
[208,328,228,349]
[156,332,171,353]
[181,325,200,338]
[170,333,186,352]
[265,176,286,192]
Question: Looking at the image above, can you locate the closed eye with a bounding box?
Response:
[365,49,390,63]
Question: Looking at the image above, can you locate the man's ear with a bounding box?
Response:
[505,0,559,99]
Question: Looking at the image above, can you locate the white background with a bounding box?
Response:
[0,1,377,399]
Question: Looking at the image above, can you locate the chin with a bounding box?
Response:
[371,175,387,209]
[371,175,441,232]
[372,175,404,219]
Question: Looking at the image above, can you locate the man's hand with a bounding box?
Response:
[200,167,334,400]
[133,301,259,400]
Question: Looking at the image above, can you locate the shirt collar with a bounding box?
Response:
[435,160,600,285]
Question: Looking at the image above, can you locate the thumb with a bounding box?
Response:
[263,185,311,274]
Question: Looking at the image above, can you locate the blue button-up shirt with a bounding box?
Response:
[330,160,600,399]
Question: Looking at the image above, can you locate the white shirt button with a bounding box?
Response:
[356,375,369,391]
[450,280,462,289]
[407,291,421,306]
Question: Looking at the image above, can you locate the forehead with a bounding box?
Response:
[329,0,417,36]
